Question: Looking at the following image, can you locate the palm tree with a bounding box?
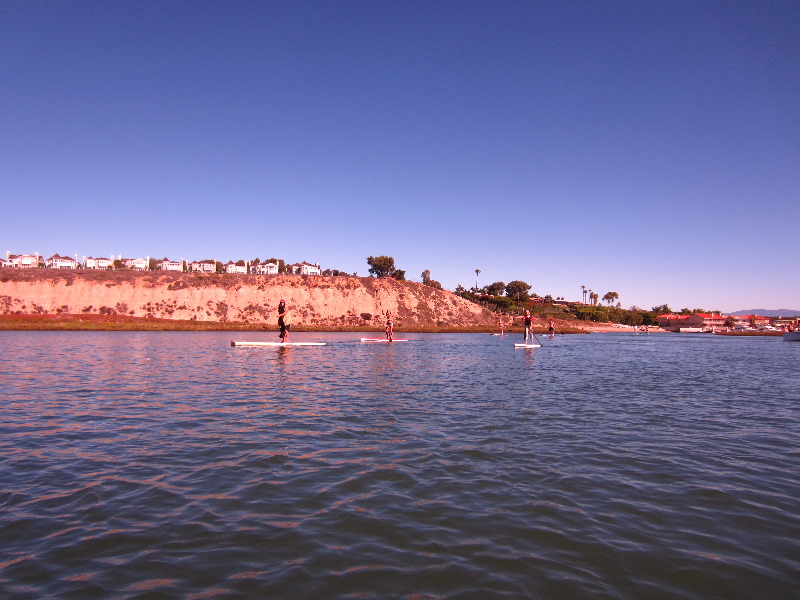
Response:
[581,285,586,304]
[475,269,481,290]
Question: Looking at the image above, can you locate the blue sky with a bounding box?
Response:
[2,0,798,312]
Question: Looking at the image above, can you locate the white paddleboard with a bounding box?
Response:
[514,343,542,348]
[360,338,409,343]
[231,341,326,347]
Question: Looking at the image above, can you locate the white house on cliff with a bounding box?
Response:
[157,258,183,272]
[45,254,79,269]
[4,253,41,268]
[189,260,215,273]
[85,256,114,269]
[224,261,248,275]
[252,262,279,275]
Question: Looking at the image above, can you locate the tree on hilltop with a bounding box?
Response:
[421,269,442,289]
[367,255,395,277]
[367,255,405,280]
[505,280,532,303]
[603,291,619,306]
[486,281,505,296]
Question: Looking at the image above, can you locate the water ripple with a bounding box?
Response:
[1,332,798,599]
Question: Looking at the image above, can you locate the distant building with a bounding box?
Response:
[5,253,40,268]
[157,258,183,272]
[45,254,78,269]
[773,316,800,329]
[85,256,114,270]
[731,314,770,328]
[252,262,278,275]
[684,312,726,331]
[659,312,769,332]
[224,261,248,274]
[295,262,321,276]
[122,257,149,271]
[189,260,216,273]
[657,314,687,331]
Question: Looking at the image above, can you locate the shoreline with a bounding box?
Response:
[0,313,602,334]
[4,314,782,335]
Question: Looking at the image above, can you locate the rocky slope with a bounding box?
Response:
[0,269,496,328]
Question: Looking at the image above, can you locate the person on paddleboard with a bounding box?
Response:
[520,310,534,345]
[548,317,555,339]
[278,299,291,343]
[384,310,394,342]
[498,319,506,336]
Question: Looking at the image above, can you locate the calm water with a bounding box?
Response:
[1,331,798,599]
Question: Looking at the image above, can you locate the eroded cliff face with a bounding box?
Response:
[0,270,495,328]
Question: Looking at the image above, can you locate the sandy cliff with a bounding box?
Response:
[0,269,496,328]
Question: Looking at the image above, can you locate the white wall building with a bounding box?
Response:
[252,262,279,275]
[85,256,114,269]
[6,253,40,268]
[224,261,248,274]
[123,257,149,270]
[157,258,183,272]
[46,254,78,269]
[189,260,216,273]
[298,262,321,276]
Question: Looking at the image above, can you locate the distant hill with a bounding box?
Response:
[726,309,800,317]
[0,268,497,328]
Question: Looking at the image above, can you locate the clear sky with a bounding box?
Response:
[2,0,798,312]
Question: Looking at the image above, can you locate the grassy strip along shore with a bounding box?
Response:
[0,313,590,334]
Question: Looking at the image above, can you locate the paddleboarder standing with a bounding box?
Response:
[278,299,291,343]
[384,310,394,342]
[520,310,534,345]
[498,319,506,336]
[548,317,555,339]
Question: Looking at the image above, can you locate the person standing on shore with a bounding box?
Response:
[520,310,534,345]
[384,310,394,342]
[278,299,291,343]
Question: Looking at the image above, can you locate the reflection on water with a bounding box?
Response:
[1,331,798,599]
